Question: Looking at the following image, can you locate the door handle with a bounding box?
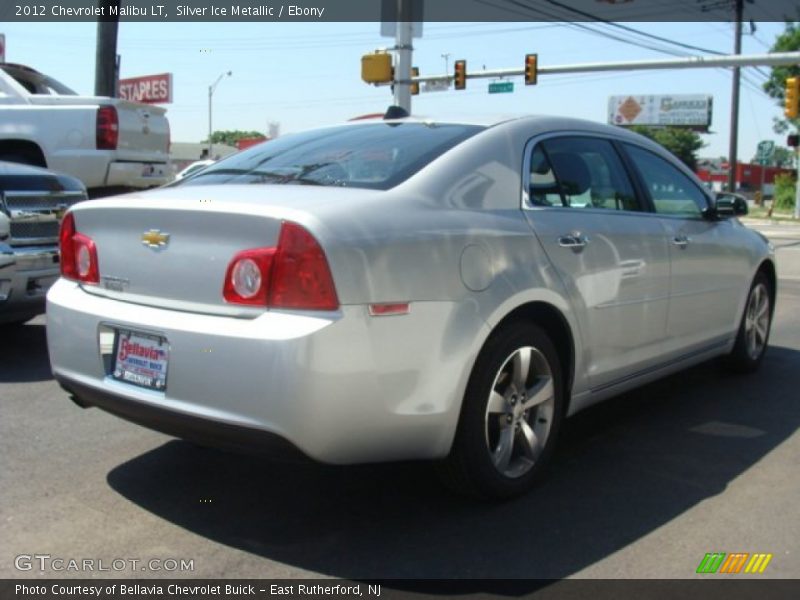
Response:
[672,235,691,249]
[558,233,590,249]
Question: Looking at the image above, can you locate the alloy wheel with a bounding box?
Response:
[745,282,770,360]
[484,346,555,479]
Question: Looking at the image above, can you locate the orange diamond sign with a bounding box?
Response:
[618,96,642,122]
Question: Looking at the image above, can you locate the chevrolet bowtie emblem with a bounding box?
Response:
[141,229,170,249]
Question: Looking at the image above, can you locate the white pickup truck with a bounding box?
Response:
[0,63,170,194]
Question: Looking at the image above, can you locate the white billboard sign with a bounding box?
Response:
[608,94,713,129]
[423,78,449,92]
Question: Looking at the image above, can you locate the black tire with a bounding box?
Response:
[725,272,773,373]
[439,321,565,500]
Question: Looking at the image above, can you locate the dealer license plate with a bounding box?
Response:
[112,329,169,391]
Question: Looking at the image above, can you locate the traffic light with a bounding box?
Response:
[411,67,419,96]
[785,77,799,119]
[454,60,466,90]
[524,53,538,85]
[788,133,800,148]
[361,52,393,84]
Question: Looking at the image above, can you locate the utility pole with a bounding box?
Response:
[94,0,120,97]
[208,71,232,157]
[727,0,744,193]
[393,0,413,113]
[441,53,451,75]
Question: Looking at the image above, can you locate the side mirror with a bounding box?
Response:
[714,193,748,217]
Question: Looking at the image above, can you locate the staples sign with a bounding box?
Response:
[119,73,173,104]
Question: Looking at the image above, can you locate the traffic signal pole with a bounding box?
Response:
[795,147,800,220]
[782,78,800,219]
[413,52,800,85]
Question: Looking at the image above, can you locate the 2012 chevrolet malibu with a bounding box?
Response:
[47,115,775,498]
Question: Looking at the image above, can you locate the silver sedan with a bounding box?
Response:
[47,115,775,498]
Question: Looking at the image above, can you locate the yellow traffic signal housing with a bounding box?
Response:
[411,67,420,96]
[525,54,538,85]
[361,52,393,84]
[454,60,466,90]
[785,77,800,119]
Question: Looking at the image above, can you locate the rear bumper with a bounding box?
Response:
[57,375,309,461]
[47,279,487,464]
[48,153,169,190]
[105,161,170,188]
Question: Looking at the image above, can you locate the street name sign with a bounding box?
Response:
[489,81,514,94]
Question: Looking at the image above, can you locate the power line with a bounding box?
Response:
[540,0,727,56]
[493,1,695,57]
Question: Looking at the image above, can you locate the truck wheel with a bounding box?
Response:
[438,321,565,499]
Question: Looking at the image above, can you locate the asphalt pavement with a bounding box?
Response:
[1,219,799,582]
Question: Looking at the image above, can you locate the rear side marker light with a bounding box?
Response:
[369,303,410,316]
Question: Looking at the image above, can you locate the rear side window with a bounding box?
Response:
[624,144,708,217]
[178,122,484,191]
[528,136,640,211]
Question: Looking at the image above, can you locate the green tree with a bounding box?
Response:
[205,130,265,146]
[770,146,796,168]
[629,126,706,170]
[763,21,800,133]
[773,173,796,211]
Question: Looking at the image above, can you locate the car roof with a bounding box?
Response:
[347,114,651,139]
[347,114,661,150]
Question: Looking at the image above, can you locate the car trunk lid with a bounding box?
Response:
[67,185,377,316]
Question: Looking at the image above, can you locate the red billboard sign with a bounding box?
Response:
[119,73,173,104]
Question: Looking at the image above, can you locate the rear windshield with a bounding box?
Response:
[176,122,484,190]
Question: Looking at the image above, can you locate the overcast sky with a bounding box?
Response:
[1,20,790,160]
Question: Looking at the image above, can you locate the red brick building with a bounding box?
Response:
[696,161,796,195]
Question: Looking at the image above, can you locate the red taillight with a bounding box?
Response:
[223,222,339,311]
[270,222,339,310]
[96,105,119,150]
[59,212,99,284]
[223,248,276,306]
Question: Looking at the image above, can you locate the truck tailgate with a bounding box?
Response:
[28,95,169,160]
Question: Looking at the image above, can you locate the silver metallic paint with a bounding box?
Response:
[47,116,775,464]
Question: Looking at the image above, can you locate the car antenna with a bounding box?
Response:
[383,105,410,120]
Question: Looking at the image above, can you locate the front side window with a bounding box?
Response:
[177,122,483,191]
[527,136,640,211]
[624,144,708,217]
[528,146,563,206]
